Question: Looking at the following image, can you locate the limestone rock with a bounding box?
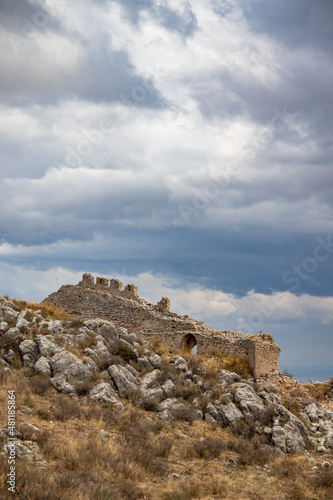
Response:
[36,335,63,358]
[51,351,93,381]
[215,402,244,428]
[16,311,31,329]
[232,383,263,406]
[158,409,174,421]
[160,398,187,413]
[3,328,25,348]
[19,340,38,367]
[0,305,19,322]
[34,356,52,377]
[2,350,15,364]
[172,356,188,372]
[304,402,324,422]
[51,375,77,396]
[119,338,133,351]
[139,369,164,402]
[85,340,113,368]
[271,407,308,453]
[88,382,124,410]
[0,321,9,332]
[89,382,116,401]
[137,356,152,371]
[161,379,175,396]
[84,319,101,331]
[204,413,217,424]
[107,364,138,396]
[220,370,241,386]
[127,365,140,378]
[97,322,118,343]
[149,354,161,367]
[325,432,333,449]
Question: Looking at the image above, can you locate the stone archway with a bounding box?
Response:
[182,333,197,353]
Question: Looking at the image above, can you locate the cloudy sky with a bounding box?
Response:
[1,0,333,381]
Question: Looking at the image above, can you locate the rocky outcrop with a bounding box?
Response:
[51,351,94,381]
[108,365,138,396]
[0,294,332,456]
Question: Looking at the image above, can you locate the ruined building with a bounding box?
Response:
[43,273,281,378]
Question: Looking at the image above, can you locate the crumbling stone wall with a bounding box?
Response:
[44,274,281,378]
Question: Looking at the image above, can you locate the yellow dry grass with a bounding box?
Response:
[1,366,333,500]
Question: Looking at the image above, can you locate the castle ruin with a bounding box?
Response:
[43,273,281,378]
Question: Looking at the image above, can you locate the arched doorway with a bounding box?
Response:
[182,333,197,354]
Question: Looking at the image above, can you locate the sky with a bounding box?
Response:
[0,0,333,382]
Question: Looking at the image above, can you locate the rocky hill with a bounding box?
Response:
[0,294,333,499]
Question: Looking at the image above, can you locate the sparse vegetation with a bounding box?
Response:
[1,298,333,500]
[118,345,138,362]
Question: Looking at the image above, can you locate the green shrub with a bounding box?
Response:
[118,346,138,362]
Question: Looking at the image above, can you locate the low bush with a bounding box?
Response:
[118,345,138,362]
[193,437,225,458]
[312,467,333,489]
[236,436,275,466]
[30,374,52,395]
[173,380,201,401]
[52,395,80,421]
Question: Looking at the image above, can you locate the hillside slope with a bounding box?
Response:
[0,295,333,499]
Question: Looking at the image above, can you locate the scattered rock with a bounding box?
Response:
[107,364,138,396]
[172,356,188,372]
[34,356,52,376]
[36,335,63,358]
[51,351,93,381]
[19,340,38,367]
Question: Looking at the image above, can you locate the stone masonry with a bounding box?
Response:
[43,273,281,378]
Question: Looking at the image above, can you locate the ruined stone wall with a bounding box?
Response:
[79,273,155,304]
[43,274,281,377]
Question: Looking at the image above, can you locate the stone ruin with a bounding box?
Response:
[43,273,281,378]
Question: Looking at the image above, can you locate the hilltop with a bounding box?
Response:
[0,293,333,499]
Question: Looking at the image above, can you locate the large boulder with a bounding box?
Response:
[97,322,118,343]
[172,356,188,372]
[85,340,113,368]
[89,382,124,410]
[34,356,52,377]
[19,340,38,367]
[3,328,25,349]
[232,383,262,406]
[51,375,77,397]
[46,320,64,335]
[137,356,152,371]
[139,369,164,402]
[214,402,244,428]
[325,432,333,449]
[160,398,188,413]
[272,407,309,453]
[149,354,161,368]
[0,321,9,332]
[161,379,175,396]
[220,370,241,386]
[51,351,93,381]
[107,365,138,396]
[36,335,63,358]
[304,402,324,422]
[0,305,19,322]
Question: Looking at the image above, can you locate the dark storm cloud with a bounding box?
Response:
[112,0,198,36]
[0,1,163,107]
[247,0,333,52]
[0,0,61,34]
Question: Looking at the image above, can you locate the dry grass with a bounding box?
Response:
[1,361,333,500]
[11,299,72,321]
